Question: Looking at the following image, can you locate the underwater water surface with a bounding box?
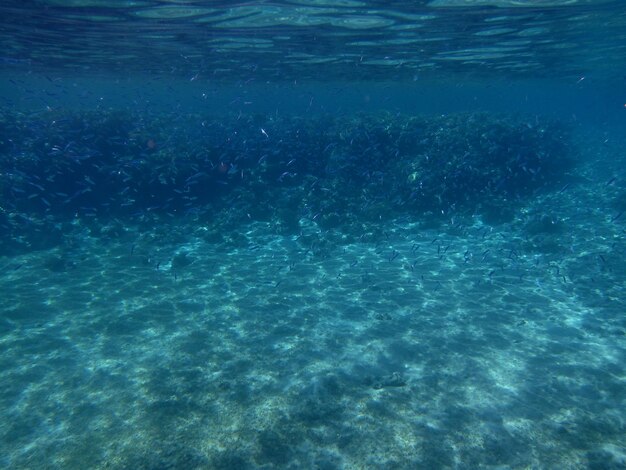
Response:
[1,1,625,469]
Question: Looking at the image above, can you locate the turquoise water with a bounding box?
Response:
[1,1,625,469]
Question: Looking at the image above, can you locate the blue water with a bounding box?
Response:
[1,1,625,469]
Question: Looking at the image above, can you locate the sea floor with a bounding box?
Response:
[1,134,625,469]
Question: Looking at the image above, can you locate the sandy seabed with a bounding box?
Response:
[0,134,625,470]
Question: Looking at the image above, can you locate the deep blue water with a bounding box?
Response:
[1,1,625,469]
